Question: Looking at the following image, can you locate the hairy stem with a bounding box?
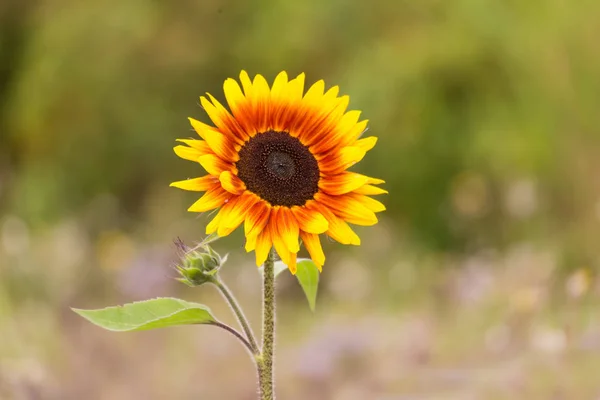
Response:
[211,277,260,356]
[259,249,276,399]
[210,321,255,355]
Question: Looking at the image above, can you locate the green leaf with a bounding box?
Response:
[271,261,291,278]
[295,259,320,312]
[72,297,216,332]
[258,260,289,278]
[258,258,321,311]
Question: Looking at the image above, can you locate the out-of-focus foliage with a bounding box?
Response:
[2,0,599,255]
[2,0,600,399]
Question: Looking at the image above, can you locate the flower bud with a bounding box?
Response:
[175,243,224,287]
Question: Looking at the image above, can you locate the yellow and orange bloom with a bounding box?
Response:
[171,71,386,273]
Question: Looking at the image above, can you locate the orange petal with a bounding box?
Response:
[251,75,270,133]
[309,202,361,245]
[270,219,295,272]
[244,201,271,238]
[299,99,349,148]
[319,172,370,195]
[292,203,328,234]
[200,94,247,144]
[198,154,232,176]
[219,171,246,195]
[187,186,231,213]
[276,207,300,253]
[188,118,238,162]
[170,176,219,191]
[353,184,388,196]
[300,231,325,271]
[223,78,255,136]
[314,192,378,226]
[311,110,361,153]
[312,117,369,155]
[217,192,259,236]
[318,146,366,174]
[254,228,272,266]
[269,72,290,128]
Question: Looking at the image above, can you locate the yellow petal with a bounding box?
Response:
[309,202,361,245]
[219,171,246,195]
[187,187,231,213]
[347,119,369,142]
[176,139,211,153]
[287,73,305,102]
[253,74,271,101]
[276,207,300,253]
[200,94,246,144]
[311,111,364,154]
[270,71,289,99]
[245,232,257,252]
[317,146,367,174]
[355,136,378,152]
[319,172,370,196]
[187,118,213,140]
[173,145,201,162]
[223,78,246,112]
[206,210,223,234]
[315,192,378,226]
[244,201,271,237]
[348,193,386,212]
[367,177,385,185]
[353,184,388,196]
[271,220,292,268]
[170,176,218,191]
[239,70,254,98]
[198,154,231,176]
[303,80,325,105]
[252,74,270,132]
[300,232,324,271]
[287,252,297,275]
[255,228,272,266]
[292,203,328,234]
[189,118,238,161]
[217,192,259,236]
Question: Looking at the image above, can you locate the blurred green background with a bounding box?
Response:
[2,0,600,399]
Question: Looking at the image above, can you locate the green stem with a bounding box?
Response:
[259,250,276,400]
[211,277,260,356]
[210,321,255,354]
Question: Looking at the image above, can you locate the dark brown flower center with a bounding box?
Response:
[236,131,320,207]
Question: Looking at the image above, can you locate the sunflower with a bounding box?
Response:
[171,71,386,273]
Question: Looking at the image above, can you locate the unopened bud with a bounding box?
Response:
[175,242,225,287]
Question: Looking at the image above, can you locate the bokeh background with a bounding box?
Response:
[2,0,600,399]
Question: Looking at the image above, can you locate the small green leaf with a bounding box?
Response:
[295,259,320,312]
[257,258,320,311]
[258,260,289,278]
[72,297,216,332]
[273,261,291,277]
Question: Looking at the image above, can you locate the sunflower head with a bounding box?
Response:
[171,71,386,274]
